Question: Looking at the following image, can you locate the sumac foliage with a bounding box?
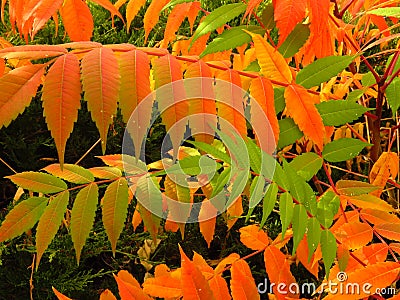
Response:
[0,0,400,299]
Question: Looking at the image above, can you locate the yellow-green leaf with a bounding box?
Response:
[43,164,94,184]
[6,171,67,193]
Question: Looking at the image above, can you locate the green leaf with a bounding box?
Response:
[336,180,379,196]
[278,24,310,58]
[346,89,366,102]
[6,171,67,193]
[289,152,323,181]
[211,166,231,198]
[386,77,400,116]
[162,0,194,11]
[260,183,278,228]
[272,163,289,191]
[316,190,340,228]
[71,183,99,263]
[296,55,354,89]
[102,178,129,256]
[36,191,69,268]
[158,155,219,177]
[279,192,293,237]
[292,204,308,254]
[227,168,249,209]
[200,25,265,58]
[320,229,337,279]
[0,197,47,242]
[274,88,285,113]
[361,72,376,87]
[307,217,321,261]
[277,118,303,148]
[187,140,230,164]
[190,3,247,47]
[322,138,371,162]
[367,7,400,17]
[316,100,372,126]
[249,175,266,209]
[43,164,94,184]
[260,4,275,30]
[244,60,260,72]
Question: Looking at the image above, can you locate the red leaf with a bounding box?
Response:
[81,47,120,153]
[60,0,94,42]
[284,84,325,149]
[0,64,45,128]
[42,54,81,166]
[274,0,307,45]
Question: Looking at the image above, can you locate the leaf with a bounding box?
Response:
[199,200,218,247]
[143,265,182,298]
[89,167,122,179]
[278,24,310,58]
[335,221,373,250]
[386,76,400,116]
[0,45,67,60]
[230,260,260,300]
[316,190,340,228]
[162,0,194,11]
[179,246,216,299]
[43,164,94,184]
[260,183,278,228]
[292,204,308,254]
[246,31,292,83]
[296,55,354,89]
[36,191,69,268]
[243,0,262,20]
[6,171,67,193]
[60,0,94,42]
[200,25,265,58]
[348,194,394,212]
[375,223,400,242]
[88,0,124,20]
[336,180,379,196]
[320,229,336,278]
[191,3,246,46]
[307,217,321,260]
[42,54,81,166]
[316,100,372,126]
[279,192,293,236]
[370,152,399,196]
[239,224,269,250]
[102,178,129,255]
[186,141,230,164]
[119,50,152,158]
[71,183,99,263]
[0,197,47,242]
[0,64,45,128]
[277,118,303,148]
[161,2,192,47]
[126,0,147,31]
[322,138,371,163]
[249,76,279,144]
[289,152,323,181]
[81,47,120,153]
[263,245,298,298]
[143,0,170,43]
[274,0,307,46]
[360,208,400,225]
[367,7,400,17]
[113,272,152,300]
[52,287,72,300]
[284,84,325,149]
[100,289,117,300]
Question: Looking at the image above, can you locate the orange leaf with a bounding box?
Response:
[143,265,182,298]
[370,152,399,196]
[119,50,152,158]
[52,287,72,300]
[184,60,217,144]
[0,64,45,128]
[334,221,373,250]
[230,260,260,300]
[0,44,67,60]
[214,253,240,275]
[199,200,218,247]
[295,235,321,278]
[264,245,299,299]
[144,0,170,43]
[126,0,146,31]
[100,289,117,300]
[226,196,243,230]
[274,0,307,46]
[239,224,269,251]
[161,2,191,48]
[60,0,94,42]
[390,243,400,256]
[243,0,263,21]
[215,69,247,138]
[153,54,189,160]
[179,245,216,299]
[246,31,292,83]
[249,76,279,144]
[114,272,152,300]
[42,54,81,166]
[284,84,325,149]
[88,0,124,21]
[374,223,400,242]
[360,208,400,225]
[187,2,200,33]
[81,47,120,153]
